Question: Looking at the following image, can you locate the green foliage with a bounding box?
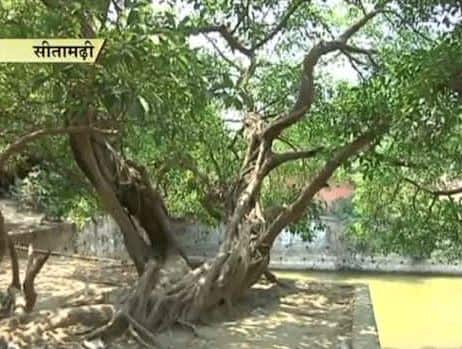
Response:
[348,173,462,259]
[258,4,462,258]
[0,0,237,224]
[340,28,462,259]
[11,165,98,226]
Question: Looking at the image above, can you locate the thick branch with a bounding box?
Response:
[193,25,253,57]
[251,0,307,51]
[70,129,152,275]
[265,147,323,173]
[341,44,378,56]
[263,8,382,140]
[433,187,462,196]
[262,131,378,244]
[0,126,116,171]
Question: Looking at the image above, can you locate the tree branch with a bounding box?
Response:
[275,135,300,152]
[341,44,379,67]
[403,177,462,197]
[0,126,116,171]
[8,237,20,290]
[265,146,324,173]
[262,8,383,140]
[0,210,6,264]
[339,8,381,42]
[204,34,245,72]
[262,130,379,245]
[382,9,433,43]
[193,0,307,58]
[374,153,422,169]
[192,25,253,57]
[434,187,462,196]
[23,244,51,312]
[340,49,367,80]
[251,0,307,51]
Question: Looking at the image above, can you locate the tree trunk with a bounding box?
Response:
[0,210,6,263]
[69,105,376,346]
[69,124,191,275]
[85,220,271,343]
[0,241,50,318]
[68,119,275,343]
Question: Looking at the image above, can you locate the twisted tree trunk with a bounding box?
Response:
[70,118,378,348]
[67,113,276,343]
[65,8,383,345]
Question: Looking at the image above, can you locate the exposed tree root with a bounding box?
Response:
[263,269,291,288]
[80,239,270,348]
[0,304,114,348]
[128,324,157,349]
[126,313,165,349]
[176,319,202,338]
[0,242,50,319]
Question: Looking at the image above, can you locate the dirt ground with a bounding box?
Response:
[0,255,354,349]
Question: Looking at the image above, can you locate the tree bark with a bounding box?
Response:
[0,210,6,263]
[68,116,191,276]
[68,117,275,342]
[0,242,50,318]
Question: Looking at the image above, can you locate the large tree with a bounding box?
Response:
[0,0,461,345]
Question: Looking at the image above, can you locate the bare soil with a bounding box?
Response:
[0,198,354,348]
[0,255,353,349]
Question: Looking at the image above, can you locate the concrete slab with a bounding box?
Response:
[0,198,75,251]
[352,284,381,349]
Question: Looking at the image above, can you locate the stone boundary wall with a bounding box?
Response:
[72,216,129,259]
[71,215,462,275]
[268,253,462,275]
[9,223,75,252]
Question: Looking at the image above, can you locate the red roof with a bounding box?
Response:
[316,183,355,204]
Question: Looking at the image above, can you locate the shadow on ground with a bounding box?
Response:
[0,256,354,349]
